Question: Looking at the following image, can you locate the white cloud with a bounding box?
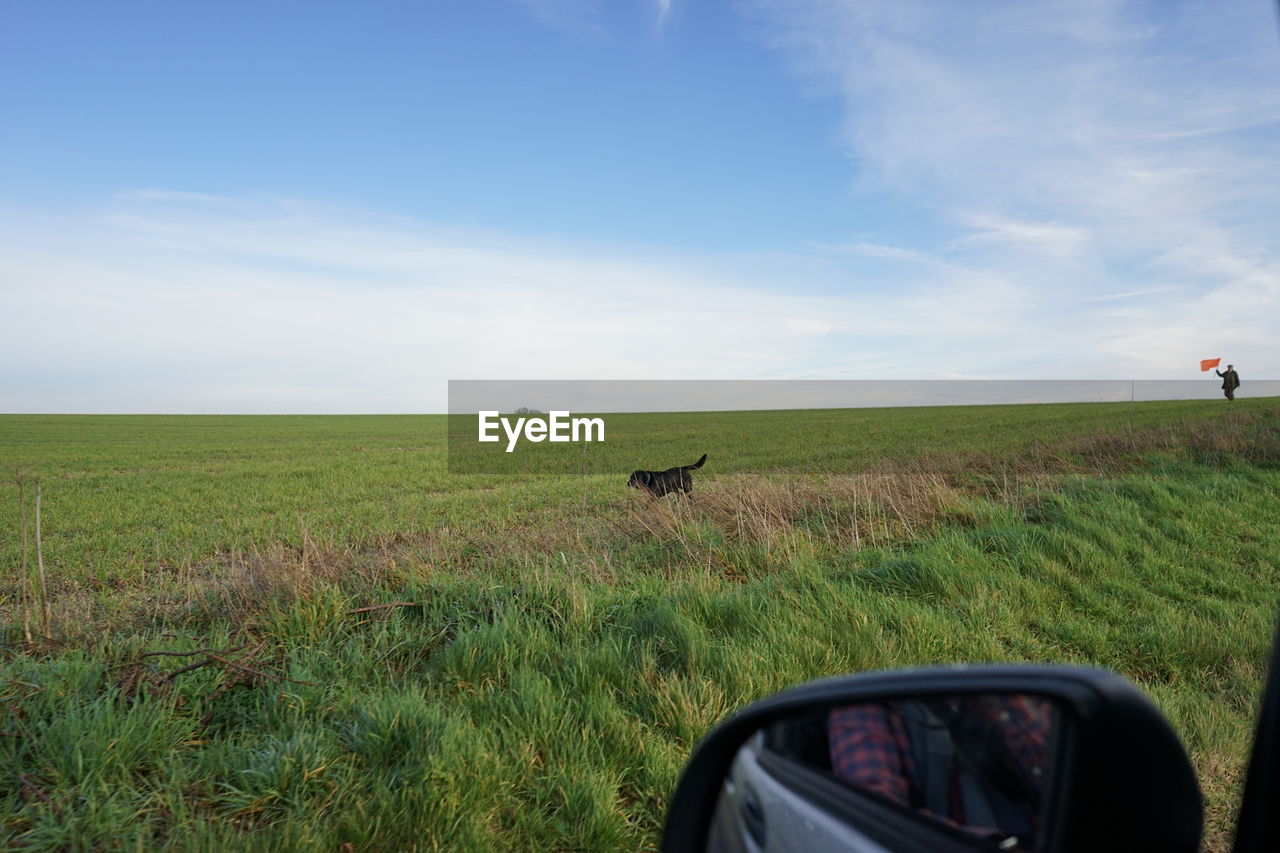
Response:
[1077,286,1183,303]
[4,175,1275,413]
[948,217,1091,260]
[0,196,871,412]
[810,241,958,269]
[738,0,1280,378]
[509,0,604,37]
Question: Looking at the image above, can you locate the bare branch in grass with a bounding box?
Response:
[118,638,315,725]
[140,643,252,659]
[346,601,423,615]
[18,774,57,812]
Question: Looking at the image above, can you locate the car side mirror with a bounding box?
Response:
[662,665,1202,853]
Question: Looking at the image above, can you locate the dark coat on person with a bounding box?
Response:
[1217,368,1240,391]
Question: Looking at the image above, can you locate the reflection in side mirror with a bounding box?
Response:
[665,666,1205,853]
[827,695,1056,848]
[708,694,1062,853]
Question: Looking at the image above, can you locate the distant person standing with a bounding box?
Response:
[1216,364,1240,401]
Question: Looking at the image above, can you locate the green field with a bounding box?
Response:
[3,399,1280,850]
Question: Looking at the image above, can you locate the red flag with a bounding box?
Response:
[1201,358,1221,372]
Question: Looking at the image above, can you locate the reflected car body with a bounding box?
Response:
[708,731,891,853]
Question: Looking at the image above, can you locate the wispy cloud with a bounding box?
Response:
[3,181,1273,412]
[740,0,1280,375]
[121,188,231,204]
[948,216,1090,260]
[0,195,869,412]
[509,0,605,38]
[0,191,1183,413]
[655,0,672,27]
[810,240,956,268]
[1077,286,1184,303]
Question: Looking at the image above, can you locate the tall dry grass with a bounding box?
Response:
[613,406,1279,574]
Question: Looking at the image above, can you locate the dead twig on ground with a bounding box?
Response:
[117,638,315,727]
[346,601,422,615]
[139,643,251,659]
[18,774,58,814]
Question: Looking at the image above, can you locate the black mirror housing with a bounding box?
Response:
[662,664,1202,853]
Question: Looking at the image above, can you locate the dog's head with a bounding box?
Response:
[627,470,650,490]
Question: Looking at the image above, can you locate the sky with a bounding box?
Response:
[2,0,1278,413]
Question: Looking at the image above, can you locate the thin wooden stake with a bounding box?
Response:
[35,480,50,640]
[18,475,31,643]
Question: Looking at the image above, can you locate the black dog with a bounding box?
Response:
[628,454,707,498]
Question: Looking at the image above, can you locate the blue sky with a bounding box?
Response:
[2,0,854,249]
[2,0,1278,412]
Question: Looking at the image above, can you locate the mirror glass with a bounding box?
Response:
[708,693,1063,853]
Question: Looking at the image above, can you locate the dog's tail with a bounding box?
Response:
[685,453,707,470]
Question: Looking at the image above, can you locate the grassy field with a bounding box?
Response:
[2,399,1279,850]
